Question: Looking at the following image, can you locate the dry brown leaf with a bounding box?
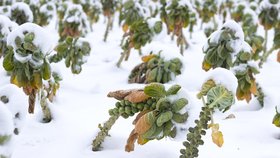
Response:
[125,129,139,152]
[211,130,224,147]
[107,89,138,100]
[135,114,152,135]
[133,110,151,125]
[141,54,156,63]
[124,90,150,103]
[277,51,280,63]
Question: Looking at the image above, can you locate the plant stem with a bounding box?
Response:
[92,115,119,151]
[28,89,37,114]
[40,89,52,123]
[103,16,112,42]
[259,46,275,67]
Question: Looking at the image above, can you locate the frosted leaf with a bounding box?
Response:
[205,68,238,94]
[7,23,54,56]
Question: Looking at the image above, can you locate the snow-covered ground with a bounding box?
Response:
[1,12,280,158]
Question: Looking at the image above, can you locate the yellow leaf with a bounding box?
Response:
[202,60,211,71]
[250,80,257,95]
[137,135,149,145]
[122,24,129,32]
[211,130,224,147]
[141,54,156,63]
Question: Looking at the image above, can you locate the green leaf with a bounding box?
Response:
[156,111,173,127]
[3,50,14,71]
[172,98,188,112]
[207,85,235,112]
[144,83,166,97]
[166,84,181,96]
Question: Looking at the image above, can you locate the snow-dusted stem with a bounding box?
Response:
[263,29,268,56]
[103,16,112,42]
[92,115,119,151]
[40,90,52,123]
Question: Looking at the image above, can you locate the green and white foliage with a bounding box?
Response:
[119,0,148,29]
[116,18,162,67]
[9,2,34,25]
[50,36,91,74]
[259,0,279,30]
[0,15,18,58]
[128,53,182,84]
[92,83,190,152]
[37,1,56,26]
[58,3,91,41]
[0,103,14,158]
[202,20,260,103]
[0,0,13,6]
[73,0,101,24]
[195,0,217,23]
[3,23,54,113]
[160,0,195,54]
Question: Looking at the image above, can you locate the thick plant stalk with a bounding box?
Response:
[92,115,119,151]
[40,90,52,123]
[28,89,37,114]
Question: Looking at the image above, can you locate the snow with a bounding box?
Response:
[0,103,13,136]
[222,20,244,40]
[0,15,18,40]
[205,68,238,94]
[0,84,28,134]
[10,2,34,23]
[7,22,55,59]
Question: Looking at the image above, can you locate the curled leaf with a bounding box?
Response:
[207,85,235,112]
[107,89,138,100]
[124,90,150,103]
[125,129,138,152]
[166,84,181,96]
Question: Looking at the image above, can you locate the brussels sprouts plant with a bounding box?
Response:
[2,23,54,122]
[101,0,117,42]
[180,69,236,158]
[0,15,17,58]
[92,83,189,152]
[258,0,279,66]
[129,53,182,84]
[202,20,262,104]
[36,2,56,26]
[58,3,91,41]
[160,0,194,55]
[116,19,162,67]
[9,2,34,25]
[50,36,91,74]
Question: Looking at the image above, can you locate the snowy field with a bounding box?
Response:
[1,1,280,158]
